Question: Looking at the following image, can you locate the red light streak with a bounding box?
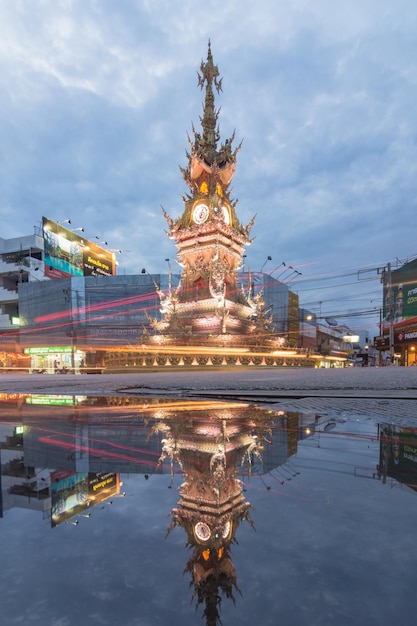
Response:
[38,436,162,468]
[33,424,160,459]
[35,291,160,323]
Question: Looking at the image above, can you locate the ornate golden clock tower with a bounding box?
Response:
[156,42,274,346]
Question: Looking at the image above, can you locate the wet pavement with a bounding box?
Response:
[1,367,417,425]
[1,369,417,625]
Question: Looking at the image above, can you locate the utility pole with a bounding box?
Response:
[387,263,395,365]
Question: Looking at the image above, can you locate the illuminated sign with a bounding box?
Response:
[25,395,87,406]
[383,259,417,327]
[51,472,89,526]
[24,346,73,354]
[42,217,115,279]
[343,335,360,343]
[51,472,120,527]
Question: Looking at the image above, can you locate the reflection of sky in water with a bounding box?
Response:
[0,398,416,626]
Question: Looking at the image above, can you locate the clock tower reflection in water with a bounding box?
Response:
[0,395,287,625]
[148,401,276,624]
[145,42,284,358]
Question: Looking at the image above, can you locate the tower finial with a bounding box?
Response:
[196,41,223,164]
[197,40,222,94]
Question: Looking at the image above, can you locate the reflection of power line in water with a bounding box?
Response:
[270,472,284,486]
[260,475,271,491]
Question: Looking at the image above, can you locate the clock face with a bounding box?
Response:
[221,206,230,225]
[193,203,209,224]
[195,521,211,542]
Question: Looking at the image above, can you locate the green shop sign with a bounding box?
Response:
[24,346,74,354]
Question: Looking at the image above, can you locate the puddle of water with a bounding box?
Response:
[0,394,416,626]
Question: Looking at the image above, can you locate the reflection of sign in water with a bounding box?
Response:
[379,425,417,491]
[88,472,119,496]
[51,471,89,525]
[25,394,86,406]
[51,471,119,527]
[42,217,115,278]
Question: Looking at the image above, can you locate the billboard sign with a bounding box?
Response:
[379,425,417,491]
[42,217,115,279]
[51,471,120,527]
[383,260,417,326]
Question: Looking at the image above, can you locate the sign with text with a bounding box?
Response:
[383,259,417,327]
[43,217,115,278]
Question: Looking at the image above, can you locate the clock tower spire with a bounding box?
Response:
[197,39,221,163]
[157,43,275,350]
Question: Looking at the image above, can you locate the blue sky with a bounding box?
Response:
[1,0,417,336]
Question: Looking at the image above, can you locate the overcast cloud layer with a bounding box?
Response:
[1,0,416,334]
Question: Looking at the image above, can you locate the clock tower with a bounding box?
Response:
[156,42,274,346]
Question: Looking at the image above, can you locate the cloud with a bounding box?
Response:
[1,0,417,333]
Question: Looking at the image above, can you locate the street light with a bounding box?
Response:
[286,270,302,283]
[260,256,272,272]
[276,266,293,280]
[284,271,297,283]
[165,258,172,290]
[270,261,286,276]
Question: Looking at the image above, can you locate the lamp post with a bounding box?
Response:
[270,261,286,276]
[286,270,302,284]
[387,263,395,365]
[260,256,272,273]
[276,266,293,281]
[165,258,172,291]
[283,269,299,282]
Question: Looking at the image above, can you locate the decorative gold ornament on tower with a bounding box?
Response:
[151,42,280,354]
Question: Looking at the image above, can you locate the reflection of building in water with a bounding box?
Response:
[0,394,308,519]
[149,403,277,625]
[0,395,141,522]
[0,421,50,518]
[1,392,317,624]
[0,409,122,525]
[378,424,417,491]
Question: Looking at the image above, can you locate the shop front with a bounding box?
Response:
[24,346,86,374]
[396,326,417,366]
